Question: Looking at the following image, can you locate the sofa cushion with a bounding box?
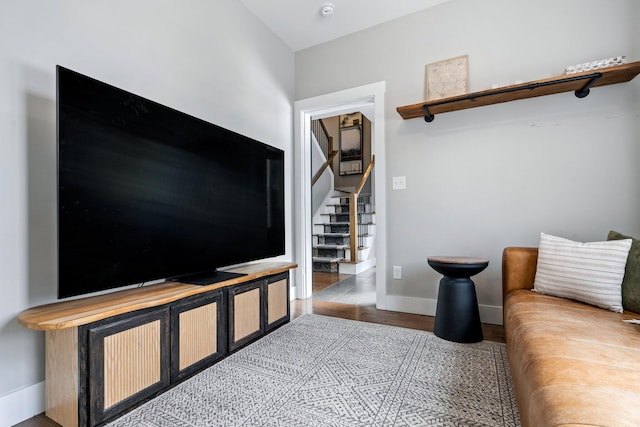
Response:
[504,289,640,427]
[608,230,640,313]
[533,232,631,312]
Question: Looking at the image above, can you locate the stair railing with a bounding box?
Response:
[349,155,375,262]
[311,119,331,159]
[312,150,337,186]
[311,118,338,186]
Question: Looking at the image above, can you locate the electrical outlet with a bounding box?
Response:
[393,265,402,279]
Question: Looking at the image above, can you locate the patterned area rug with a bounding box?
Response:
[107,314,520,426]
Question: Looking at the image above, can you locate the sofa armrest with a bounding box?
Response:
[502,247,538,299]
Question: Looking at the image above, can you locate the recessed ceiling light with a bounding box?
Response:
[320,3,335,17]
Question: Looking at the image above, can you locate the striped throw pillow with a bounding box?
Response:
[533,232,632,312]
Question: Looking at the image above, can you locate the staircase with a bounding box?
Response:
[310,116,376,275]
[312,192,375,273]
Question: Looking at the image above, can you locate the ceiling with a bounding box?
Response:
[240,0,450,52]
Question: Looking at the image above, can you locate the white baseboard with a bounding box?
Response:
[478,304,503,325]
[339,258,376,275]
[382,294,438,316]
[0,381,45,426]
[382,295,503,325]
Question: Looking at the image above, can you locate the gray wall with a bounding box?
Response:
[296,0,640,314]
[0,0,293,420]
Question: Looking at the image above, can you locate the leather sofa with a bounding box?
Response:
[502,247,640,427]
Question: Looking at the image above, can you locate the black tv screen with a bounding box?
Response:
[57,66,285,299]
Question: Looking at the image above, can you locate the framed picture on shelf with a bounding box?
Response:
[338,112,363,175]
[339,161,362,176]
[339,112,361,128]
[425,55,469,101]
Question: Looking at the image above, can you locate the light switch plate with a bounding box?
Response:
[393,265,402,279]
[392,176,406,190]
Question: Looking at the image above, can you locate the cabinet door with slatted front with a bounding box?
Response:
[228,280,264,352]
[265,272,289,332]
[85,307,170,426]
[170,289,227,382]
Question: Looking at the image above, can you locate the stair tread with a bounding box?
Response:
[313,233,374,237]
[320,213,377,217]
[313,244,370,249]
[312,256,344,263]
[315,192,375,271]
[315,222,350,226]
[316,221,376,226]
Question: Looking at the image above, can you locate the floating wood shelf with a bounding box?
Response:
[397,61,640,122]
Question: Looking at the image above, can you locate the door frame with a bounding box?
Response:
[293,82,387,308]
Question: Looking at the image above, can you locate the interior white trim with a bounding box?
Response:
[0,381,45,426]
[479,304,504,325]
[339,258,377,275]
[384,295,504,325]
[293,82,387,307]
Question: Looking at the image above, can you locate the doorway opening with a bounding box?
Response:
[293,82,387,309]
[310,110,376,305]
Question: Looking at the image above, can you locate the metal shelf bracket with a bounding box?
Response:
[574,74,602,98]
[421,72,604,123]
[422,105,434,122]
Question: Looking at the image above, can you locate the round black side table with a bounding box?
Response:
[427,256,489,343]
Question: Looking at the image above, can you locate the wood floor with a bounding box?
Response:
[307,271,504,342]
[14,415,60,427]
[312,271,352,293]
[15,288,504,427]
[292,299,505,343]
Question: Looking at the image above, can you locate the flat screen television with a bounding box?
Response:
[57,66,285,299]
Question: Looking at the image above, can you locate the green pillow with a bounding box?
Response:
[608,230,640,313]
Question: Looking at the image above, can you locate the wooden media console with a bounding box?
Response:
[18,262,297,427]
